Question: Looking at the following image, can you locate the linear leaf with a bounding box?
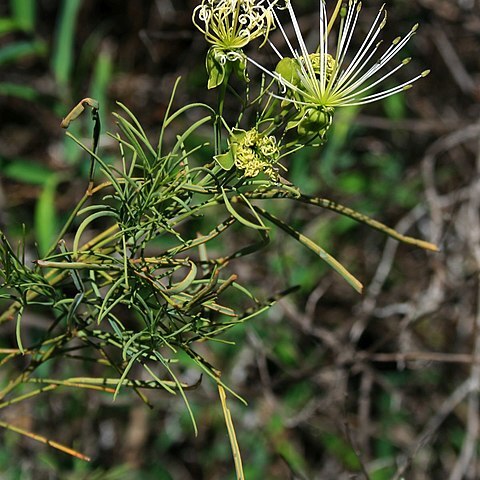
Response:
[34,174,59,256]
[222,188,268,231]
[255,207,363,293]
[51,0,82,86]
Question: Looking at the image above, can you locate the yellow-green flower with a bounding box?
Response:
[249,0,429,134]
[214,128,281,180]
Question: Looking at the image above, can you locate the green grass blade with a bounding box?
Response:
[0,157,55,185]
[0,18,20,35]
[10,0,36,32]
[0,40,46,66]
[34,174,59,257]
[0,83,40,101]
[51,0,82,87]
[90,44,113,128]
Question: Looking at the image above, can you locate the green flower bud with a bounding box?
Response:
[275,57,300,85]
[297,107,334,137]
[206,47,248,89]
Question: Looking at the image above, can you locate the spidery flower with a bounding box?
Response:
[249,0,430,136]
[193,0,279,88]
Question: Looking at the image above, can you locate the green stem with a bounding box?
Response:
[214,68,230,156]
[244,188,439,252]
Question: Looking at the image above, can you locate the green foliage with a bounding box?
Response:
[320,431,362,471]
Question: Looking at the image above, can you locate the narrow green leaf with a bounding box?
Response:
[115,103,153,150]
[1,157,54,185]
[34,174,59,257]
[0,83,40,101]
[256,207,363,293]
[15,305,25,354]
[114,348,148,400]
[0,18,20,35]
[218,384,245,480]
[245,189,439,252]
[150,354,198,436]
[10,0,36,32]
[166,261,198,294]
[113,113,155,162]
[51,0,82,87]
[72,210,118,255]
[0,40,46,66]
[221,187,268,231]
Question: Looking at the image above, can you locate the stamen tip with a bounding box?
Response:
[402,57,412,65]
[421,69,431,77]
[403,84,413,91]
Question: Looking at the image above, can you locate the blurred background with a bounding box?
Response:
[0,0,480,478]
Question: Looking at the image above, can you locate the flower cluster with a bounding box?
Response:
[194,0,430,169]
[215,128,280,180]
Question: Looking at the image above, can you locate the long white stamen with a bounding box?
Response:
[328,1,362,92]
[335,40,384,96]
[288,0,318,91]
[319,0,328,93]
[247,0,426,112]
[335,0,361,72]
[268,39,284,60]
[373,24,418,67]
[269,2,297,58]
[270,92,320,107]
[339,58,410,101]
[336,5,387,90]
[340,25,418,96]
[343,70,429,105]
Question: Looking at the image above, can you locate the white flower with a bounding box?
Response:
[193,0,282,88]
[249,0,430,108]
[193,0,278,51]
